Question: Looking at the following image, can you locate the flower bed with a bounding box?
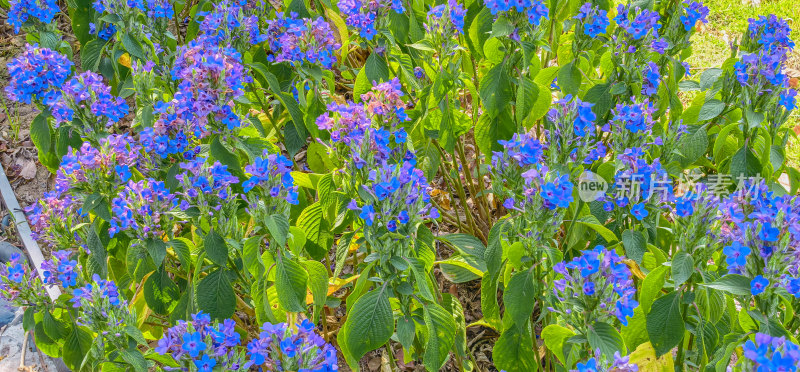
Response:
[1,0,799,370]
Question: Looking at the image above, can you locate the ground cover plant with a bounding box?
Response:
[0,0,799,370]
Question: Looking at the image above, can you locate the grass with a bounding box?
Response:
[687,0,800,169]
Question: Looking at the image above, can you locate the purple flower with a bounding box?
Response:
[265,13,340,68]
[575,3,609,38]
[194,354,217,372]
[723,242,751,272]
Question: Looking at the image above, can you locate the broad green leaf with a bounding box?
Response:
[589,321,625,357]
[622,229,646,264]
[493,326,536,372]
[646,291,684,357]
[479,62,512,117]
[304,260,328,322]
[62,326,92,370]
[341,287,394,367]
[275,254,308,313]
[542,324,574,363]
[640,266,668,313]
[503,269,536,333]
[204,228,229,266]
[423,302,457,371]
[671,251,694,287]
[143,266,179,315]
[264,214,290,247]
[702,274,752,296]
[196,268,236,320]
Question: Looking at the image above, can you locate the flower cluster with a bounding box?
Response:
[0,253,49,306]
[604,101,660,152]
[339,0,404,40]
[425,0,468,36]
[718,182,800,298]
[484,0,549,26]
[739,333,800,371]
[544,95,599,164]
[573,351,639,372]
[171,42,251,136]
[641,62,661,96]
[156,312,248,371]
[4,45,73,105]
[197,0,266,50]
[316,81,410,173]
[246,320,338,371]
[680,1,709,31]
[8,0,58,33]
[55,134,142,195]
[25,191,84,249]
[93,0,174,19]
[40,250,80,288]
[139,102,194,158]
[551,246,639,327]
[575,3,610,38]
[264,13,340,68]
[70,274,133,342]
[349,158,438,233]
[50,71,130,129]
[89,22,116,40]
[614,5,662,41]
[109,178,179,240]
[176,157,239,215]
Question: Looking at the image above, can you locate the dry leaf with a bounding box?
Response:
[19,160,37,180]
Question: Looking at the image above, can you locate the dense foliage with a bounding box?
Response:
[1,0,799,370]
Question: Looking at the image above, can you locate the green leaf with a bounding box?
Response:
[122,33,146,60]
[204,229,229,266]
[542,324,574,364]
[702,274,752,296]
[589,321,625,357]
[63,326,92,370]
[699,68,722,90]
[297,202,332,259]
[697,99,724,121]
[81,38,106,70]
[397,315,415,351]
[404,257,435,302]
[86,224,107,277]
[646,291,684,357]
[503,269,536,333]
[493,326,536,372]
[275,254,308,312]
[196,269,236,320]
[30,113,52,154]
[557,61,582,96]
[69,0,94,45]
[423,302,457,371]
[42,310,68,340]
[671,251,694,287]
[365,52,390,84]
[143,266,179,315]
[341,287,394,367]
[583,82,613,118]
[120,348,149,372]
[146,239,167,268]
[640,266,668,313]
[264,214,290,247]
[479,62,512,117]
[304,260,328,322]
[622,229,646,264]
[126,243,155,282]
[730,146,761,178]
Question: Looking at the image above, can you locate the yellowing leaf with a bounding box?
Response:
[628,342,674,372]
[305,275,361,304]
[623,259,646,280]
[118,52,131,68]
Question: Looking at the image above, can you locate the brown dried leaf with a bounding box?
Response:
[19,159,36,180]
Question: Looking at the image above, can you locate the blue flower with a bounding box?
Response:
[181,332,206,358]
[194,354,216,372]
[7,264,25,283]
[758,222,780,242]
[576,358,598,372]
[779,89,797,111]
[360,205,376,226]
[751,275,769,295]
[582,282,596,296]
[723,242,751,271]
[280,337,298,358]
[680,0,709,31]
[631,203,648,220]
